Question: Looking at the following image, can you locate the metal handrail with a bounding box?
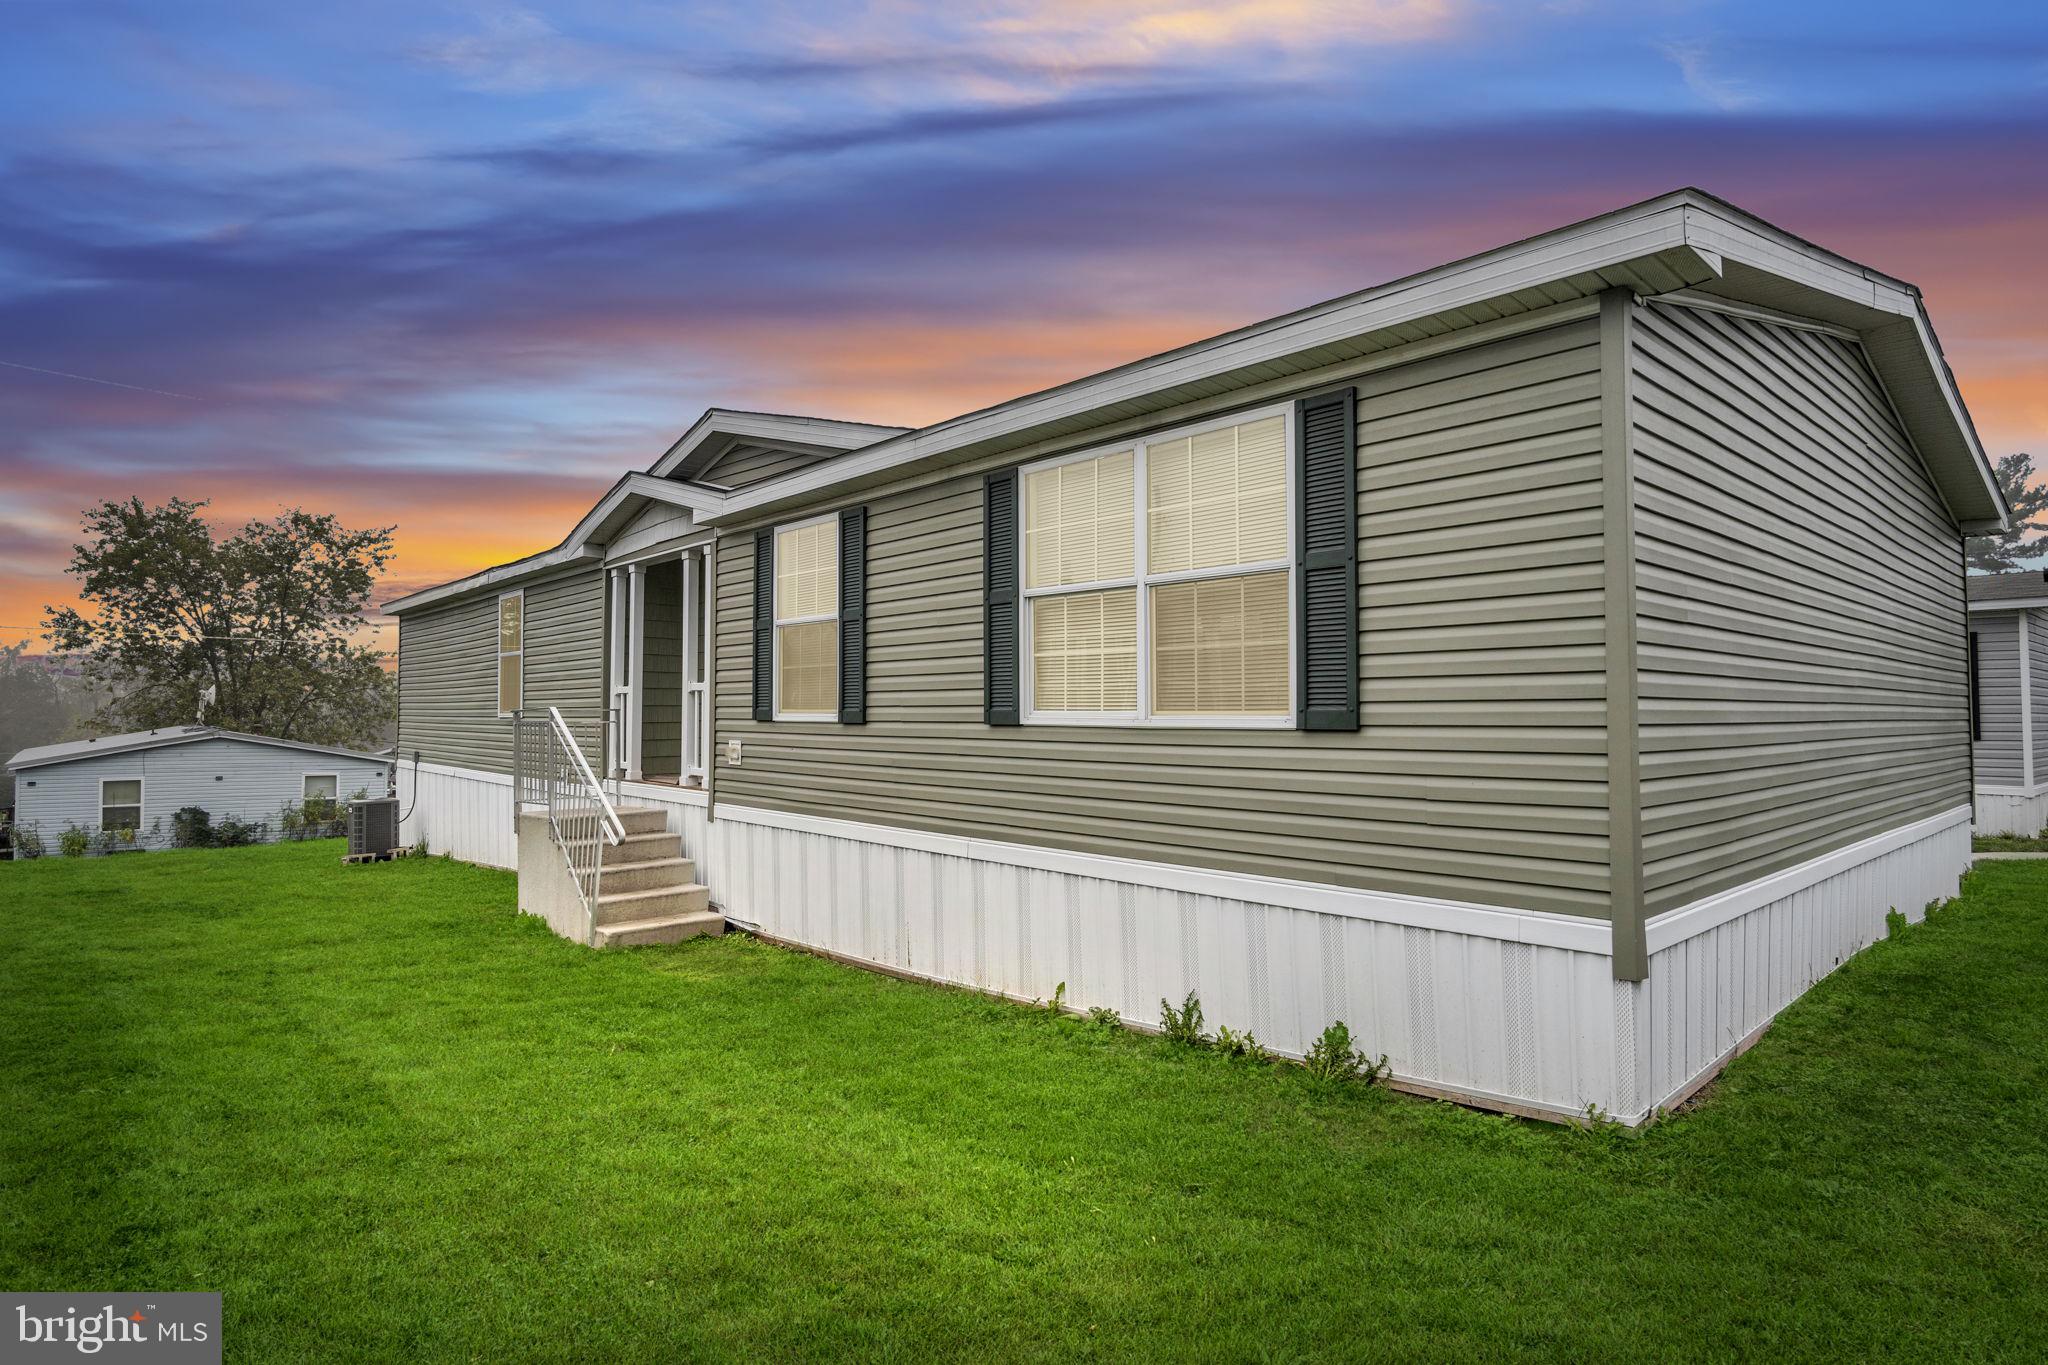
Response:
[550,705,624,846]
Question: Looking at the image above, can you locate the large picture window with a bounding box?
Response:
[1020,406,1293,726]
[496,590,523,716]
[774,515,839,719]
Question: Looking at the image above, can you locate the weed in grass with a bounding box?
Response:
[1304,1022,1364,1084]
[1887,907,1910,940]
[1086,1005,1121,1031]
[1159,990,1205,1046]
[1214,1026,1274,1064]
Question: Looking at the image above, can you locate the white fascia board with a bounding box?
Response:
[1968,598,2048,613]
[382,474,725,615]
[648,410,910,479]
[699,194,1721,526]
[1674,197,2004,529]
[382,544,603,615]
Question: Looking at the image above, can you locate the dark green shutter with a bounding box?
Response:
[984,470,1021,725]
[751,528,773,722]
[838,506,867,725]
[1295,387,1359,731]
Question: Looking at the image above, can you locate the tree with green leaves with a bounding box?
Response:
[0,643,95,808]
[1967,453,2048,572]
[43,498,396,749]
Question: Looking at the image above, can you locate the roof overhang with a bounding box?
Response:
[382,473,726,615]
[648,409,911,481]
[1968,597,2048,613]
[697,189,2006,535]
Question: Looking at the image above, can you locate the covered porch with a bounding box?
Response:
[603,539,711,789]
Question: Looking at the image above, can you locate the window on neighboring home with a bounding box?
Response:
[304,773,339,804]
[101,779,142,832]
[1021,406,1293,726]
[497,590,523,715]
[774,515,839,719]
[1969,630,1982,743]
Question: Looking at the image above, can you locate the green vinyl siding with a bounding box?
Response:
[716,318,1615,918]
[640,559,683,779]
[1631,300,1969,914]
[397,563,607,775]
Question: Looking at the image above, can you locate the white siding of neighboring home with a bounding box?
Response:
[1970,612,2023,788]
[12,738,388,848]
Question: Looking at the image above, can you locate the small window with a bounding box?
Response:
[1969,630,1982,744]
[1020,407,1294,726]
[773,516,839,719]
[304,774,339,803]
[100,779,142,832]
[497,591,523,715]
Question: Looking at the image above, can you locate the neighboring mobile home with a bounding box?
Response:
[6,727,390,853]
[1967,570,2048,836]
[385,189,2005,1124]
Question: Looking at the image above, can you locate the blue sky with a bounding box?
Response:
[2,1,2044,639]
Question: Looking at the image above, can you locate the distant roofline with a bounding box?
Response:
[7,725,390,772]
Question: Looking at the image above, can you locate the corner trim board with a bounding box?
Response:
[1601,289,1647,981]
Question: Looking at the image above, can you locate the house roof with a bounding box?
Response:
[1967,570,2048,611]
[698,188,2004,533]
[386,187,2007,616]
[381,472,727,615]
[7,726,390,773]
[646,409,911,481]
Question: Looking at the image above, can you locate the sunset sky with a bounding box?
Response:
[2,1,2044,652]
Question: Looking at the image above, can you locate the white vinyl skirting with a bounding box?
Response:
[1973,786,2048,837]
[401,760,1970,1125]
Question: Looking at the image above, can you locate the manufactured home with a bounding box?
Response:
[385,189,2004,1124]
[7,726,390,853]
[1968,570,2048,836]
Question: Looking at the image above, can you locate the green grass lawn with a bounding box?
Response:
[4,842,2046,1360]
[1974,831,2048,852]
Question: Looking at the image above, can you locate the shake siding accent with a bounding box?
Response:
[715,318,1613,918]
[2031,609,2048,782]
[641,559,683,778]
[608,501,693,561]
[397,562,606,773]
[1970,613,2023,787]
[1631,301,1969,914]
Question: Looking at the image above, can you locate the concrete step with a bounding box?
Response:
[599,831,686,867]
[613,806,671,836]
[593,908,725,948]
[592,881,711,927]
[597,855,698,894]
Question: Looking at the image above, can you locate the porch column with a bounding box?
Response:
[626,561,647,782]
[681,547,704,785]
[607,566,628,778]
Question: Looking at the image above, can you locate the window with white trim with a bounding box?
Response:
[303,773,339,803]
[100,779,142,832]
[1021,405,1294,726]
[774,515,839,719]
[497,591,523,715]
